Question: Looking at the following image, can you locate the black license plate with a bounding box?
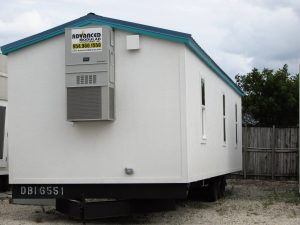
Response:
[13,185,64,199]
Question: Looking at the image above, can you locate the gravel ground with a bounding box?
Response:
[1,179,300,225]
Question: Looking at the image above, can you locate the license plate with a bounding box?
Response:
[13,185,64,198]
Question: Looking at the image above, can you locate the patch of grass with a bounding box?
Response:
[257,186,300,209]
[224,185,234,198]
[260,189,279,206]
[188,201,212,209]
[45,208,56,215]
[251,211,259,216]
[288,209,297,218]
[284,198,300,205]
[215,207,227,216]
[34,217,43,223]
[261,198,274,209]
[282,190,300,205]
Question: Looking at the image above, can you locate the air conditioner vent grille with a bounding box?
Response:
[76,75,97,85]
[67,87,101,120]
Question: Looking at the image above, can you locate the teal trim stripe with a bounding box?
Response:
[81,20,188,43]
[186,39,244,96]
[2,29,65,55]
[1,20,187,55]
[1,15,243,96]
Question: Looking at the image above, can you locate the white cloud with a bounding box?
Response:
[0,0,299,77]
[0,10,52,43]
[215,52,254,77]
[218,3,300,75]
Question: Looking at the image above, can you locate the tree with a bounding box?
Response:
[235,64,299,127]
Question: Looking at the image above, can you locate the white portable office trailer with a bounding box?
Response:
[0,54,8,192]
[2,14,243,203]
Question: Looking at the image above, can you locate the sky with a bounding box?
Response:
[0,0,299,79]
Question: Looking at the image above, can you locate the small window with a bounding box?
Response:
[201,79,205,106]
[235,103,238,145]
[201,79,206,140]
[222,94,226,143]
[223,94,225,116]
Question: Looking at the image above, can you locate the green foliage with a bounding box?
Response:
[235,64,299,126]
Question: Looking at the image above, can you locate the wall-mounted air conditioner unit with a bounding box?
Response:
[65,26,115,121]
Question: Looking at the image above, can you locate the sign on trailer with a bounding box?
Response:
[71,27,102,53]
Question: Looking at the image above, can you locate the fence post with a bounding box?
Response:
[243,125,247,179]
[271,125,275,180]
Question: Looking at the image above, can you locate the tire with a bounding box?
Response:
[207,179,219,202]
[217,178,222,199]
[219,176,226,198]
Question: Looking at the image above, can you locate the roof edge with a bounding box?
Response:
[186,38,244,96]
[1,14,191,55]
[0,14,244,96]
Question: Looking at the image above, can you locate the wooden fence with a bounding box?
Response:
[235,126,299,179]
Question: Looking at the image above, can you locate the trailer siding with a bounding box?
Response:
[8,30,187,184]
[7,20,242,186]
[184,49,242,182]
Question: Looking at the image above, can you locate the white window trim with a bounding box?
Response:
[0,105,8,168]
[222,93,226,147]
[235,103,238,148]
[200,78,207,143]
[201,105,207,143]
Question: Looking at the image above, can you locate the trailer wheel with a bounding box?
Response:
[219,176,226,198]
[0,175,9,192]
[216,176,226,198]
[207,180,219,202]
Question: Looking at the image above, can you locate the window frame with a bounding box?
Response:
[222,94,226,146]
[200,78,207,142]
[0,105,7,168]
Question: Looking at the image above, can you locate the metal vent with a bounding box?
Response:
[0,106,5,159]
[76,75,97,85]
[67,87,101,120]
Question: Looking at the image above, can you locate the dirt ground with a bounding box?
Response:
[1,179,300,225]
